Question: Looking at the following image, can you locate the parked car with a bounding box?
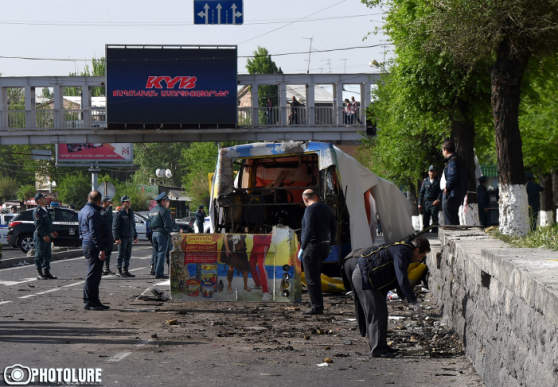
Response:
[134,212,150,241]
[174,218,195,233]
[7,208,81,253]
[0,213,16,246]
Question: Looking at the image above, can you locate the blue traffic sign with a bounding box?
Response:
[194,1,244,25]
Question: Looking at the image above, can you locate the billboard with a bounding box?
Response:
[169,226,302,303]
[56,143,133,163]
[106,45,237,127]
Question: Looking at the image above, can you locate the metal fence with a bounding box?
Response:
[7,110,25,130]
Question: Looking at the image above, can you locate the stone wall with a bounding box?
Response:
[426,229,558,387]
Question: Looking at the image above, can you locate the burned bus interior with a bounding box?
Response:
[214,153,351,251]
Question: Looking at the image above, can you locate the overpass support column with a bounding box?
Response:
[82,86,91,129]
[306,83,315,126]
[25,86,36,130]
[251,84,259,127]
[279,83,287,127]
[334,83,344,126]
[0,87,7,130]
[53,86,63,129]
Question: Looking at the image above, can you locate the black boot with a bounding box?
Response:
[102,261,114,276]
[37,269,46,280]
[116,268,124,277]
[123,268,135,278]
[43,269,57,280]
[150,264,155,276]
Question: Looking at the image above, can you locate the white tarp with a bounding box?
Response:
[334,147,414,248]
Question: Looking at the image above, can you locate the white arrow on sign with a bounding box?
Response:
[231,3,242,25]
[197,3,210,24]
[216,3,222,25]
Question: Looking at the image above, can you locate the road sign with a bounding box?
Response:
[194,0,243,25]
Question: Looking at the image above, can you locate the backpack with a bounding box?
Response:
[356,242,413,290]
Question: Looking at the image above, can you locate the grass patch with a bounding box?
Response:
[492,224,558,250]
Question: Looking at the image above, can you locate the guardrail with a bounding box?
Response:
[237,106,364,128]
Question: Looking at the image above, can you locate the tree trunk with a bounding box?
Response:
[491,39,530,236]
[539,173,554,226]
[553,170,558,223]
[409,180,420,216]
[451,97,477,192]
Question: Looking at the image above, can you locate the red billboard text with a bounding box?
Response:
[145,76,197,89]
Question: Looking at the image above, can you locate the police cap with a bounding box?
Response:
[477,176,487,183]
[428,165,437,171]
[154,192,168,202]
[102,196,112,203]
[198,205,204,209]
[120,195,131,202]
[34,192,45,201]
[525,172,534,179]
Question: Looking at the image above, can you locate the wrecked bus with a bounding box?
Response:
[169,141,414,303]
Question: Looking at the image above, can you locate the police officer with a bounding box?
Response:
[441,140,468,225]
[33,193,58,280]
[149,192,173,279]
[195,205,205,233]
[112,195,138,277]
[11,206,18,214]
[418,165,442,231]
[100,196,115,275]
[78,191,110,310]
[476,176,490,227]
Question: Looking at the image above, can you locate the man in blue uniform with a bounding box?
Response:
[526,172,545,231]
[418,165,442,231]
[112,195,138,278]
[344,237,430,358]
[33,193,58,280]
[78,191,110,310]
[195,205,205,233]
[476,176,490,227]
[299,189,337,315]
[149,192,174,279]
[441,140,468,225]
[100,196,115,275]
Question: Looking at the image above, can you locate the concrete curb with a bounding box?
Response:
[0,245,120,270]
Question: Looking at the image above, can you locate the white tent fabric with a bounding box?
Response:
[334,147,414,248]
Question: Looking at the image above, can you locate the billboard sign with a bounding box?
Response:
[56,143,133,163]
[106,45,237,127]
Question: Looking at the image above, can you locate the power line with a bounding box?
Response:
[0,43,393,63]
[239,0,348,45]
[0,13,384,27]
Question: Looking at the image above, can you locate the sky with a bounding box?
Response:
[0,0,389,78]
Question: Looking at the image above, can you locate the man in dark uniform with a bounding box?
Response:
[526,172,545,231]
[299,189,337,315]
[195,205,205,234]
[476,176,490,227]
[112,195,138,278]
[33,193,58,280]
[441,140,468,225]
[342,237,430,358]
[418,165,442,231]
[11,206,18,214]
[78,191,110,310]
[100,196,115,275]
[149,192,174,279]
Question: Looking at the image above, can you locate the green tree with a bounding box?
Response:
[360,0,492,192]
[246,46,283,111]
[0,176,18,201]
[56,172,91,207]
[417,0,558,235]
[64,57,106,96]
[17,185,36,202]
[131,143,190,186]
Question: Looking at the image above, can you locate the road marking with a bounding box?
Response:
[62,281,85,288]
[19,288,60,299]
[134,340,153,347]
[106,352,131,362]
[0,301,12,306]
[155,280,170,286]
[0,278,37,286]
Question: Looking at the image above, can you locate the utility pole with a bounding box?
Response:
[341,59,347,73]
[302,37,313,74]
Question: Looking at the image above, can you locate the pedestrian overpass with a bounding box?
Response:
[0,73,379,145]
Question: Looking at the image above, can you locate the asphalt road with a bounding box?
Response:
[0,242,485,387]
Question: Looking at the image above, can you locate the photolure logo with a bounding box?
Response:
[145,76,197,89]
[3,364,102,385]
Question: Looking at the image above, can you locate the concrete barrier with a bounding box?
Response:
[427,228,558,387]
